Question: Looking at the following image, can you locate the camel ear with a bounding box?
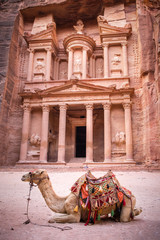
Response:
[40,170,44,174]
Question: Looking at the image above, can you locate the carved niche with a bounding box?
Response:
[59,60,68,80]
[33,51,46,81]
[109,46,122,77]
[95,57,104,78]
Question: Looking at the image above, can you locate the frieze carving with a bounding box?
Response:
[73,20,84,34]
[113,132,126,145]
[29,133,41,147]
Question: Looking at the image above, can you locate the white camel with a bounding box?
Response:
[21,169,142,223]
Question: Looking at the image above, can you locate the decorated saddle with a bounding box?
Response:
[71,170,132,225]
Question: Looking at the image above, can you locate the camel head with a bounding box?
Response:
[21,169,49,185]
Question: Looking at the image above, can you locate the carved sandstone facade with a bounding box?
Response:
[0,0,159,166]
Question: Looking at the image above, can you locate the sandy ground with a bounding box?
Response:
[0,169,160,240]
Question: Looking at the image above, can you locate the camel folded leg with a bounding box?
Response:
[48,212,80,223]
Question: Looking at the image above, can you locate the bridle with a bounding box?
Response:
[28,172,49,187]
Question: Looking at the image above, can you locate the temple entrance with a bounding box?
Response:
[75,126,86,157]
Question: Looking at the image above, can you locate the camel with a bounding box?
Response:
[21,169,142,224]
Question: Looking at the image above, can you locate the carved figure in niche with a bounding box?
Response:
[73,20,84,34]
[30,133,41,147]
[113,132,125,145]
[112,54,121,65]
[35,58,45,74]
[97,15,108,24]
[74,56,82,72]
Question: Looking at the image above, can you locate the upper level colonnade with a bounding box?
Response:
[25,16,132,83]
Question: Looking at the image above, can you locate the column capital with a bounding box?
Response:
[102,43,109,48]
[42,105,50,112]
[83,47,88,52]
[66,47,73,53]
[27,48,34,53]
[103,102,111,110]
[121,42,128,47]
[22,104,31,112]
[45,47,52,52]
[86,103,93,110]
[123,102,131,109]
[59,104,67,111]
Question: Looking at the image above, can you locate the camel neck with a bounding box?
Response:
[38,177,66,213]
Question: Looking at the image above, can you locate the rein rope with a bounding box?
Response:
[23,174,72,231]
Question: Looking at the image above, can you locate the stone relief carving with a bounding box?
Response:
[74,56,82,72]
[34,58,45,74]
[111,54,121,65]
[29,133,41,147]
[113,132,125,145]
[73,20,84,34]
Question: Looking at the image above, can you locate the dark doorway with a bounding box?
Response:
[76,126,86,157]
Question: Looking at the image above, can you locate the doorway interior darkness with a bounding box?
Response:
[75,126,86,157]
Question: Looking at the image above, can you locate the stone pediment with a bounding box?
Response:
[39,79,112,96]
[97,15,132,39]
[24,23,58,47]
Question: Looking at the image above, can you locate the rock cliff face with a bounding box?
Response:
[0,0,159,166]
[136,0,160,165]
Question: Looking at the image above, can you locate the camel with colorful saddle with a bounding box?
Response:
[21,169,142,224]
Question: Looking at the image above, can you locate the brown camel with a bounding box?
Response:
[21,169,142,223]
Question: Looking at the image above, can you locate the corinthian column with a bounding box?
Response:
[82,48,87,79]
[57,104,67,163]
[40,105,50,162]
[103,102,111,162]
[19,105,31,162]
[27,49,34,81]
[67,48,73,79]
[46,48,52,81]
[122,42,128,76]
[86,103,93,162]
[123,103,133,161]
[103,44,109,78]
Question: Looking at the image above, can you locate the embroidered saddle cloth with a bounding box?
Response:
[87,174,119,211]
[71,170,132,213]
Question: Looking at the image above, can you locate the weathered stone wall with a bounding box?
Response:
[0,0,159,165]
